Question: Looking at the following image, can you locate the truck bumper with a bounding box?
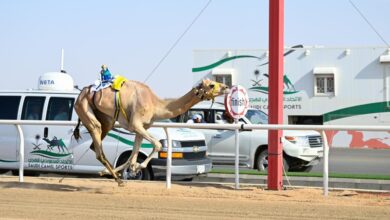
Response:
[150,158,212,176]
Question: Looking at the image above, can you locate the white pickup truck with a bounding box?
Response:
[172,102,324,172]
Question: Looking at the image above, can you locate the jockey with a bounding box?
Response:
[100,64,114,82]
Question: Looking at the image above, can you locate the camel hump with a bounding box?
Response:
[112,75,128,91]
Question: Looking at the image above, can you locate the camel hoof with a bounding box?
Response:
[130,163,142,172]
[140,163,147,169]
[130,170,140,177]
[99,168,110,176]
[117,181,125,187]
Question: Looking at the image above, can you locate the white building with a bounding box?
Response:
[192,46,390,149]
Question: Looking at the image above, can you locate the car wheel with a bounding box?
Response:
[290,165,313,172]
[117,156,152,181]
[257,149,289,172]
[0,169,10,174]
[181,177,194,182]
[11,170,40,176]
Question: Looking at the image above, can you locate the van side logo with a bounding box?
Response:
[31,136,71,159]
[249,73,299,95]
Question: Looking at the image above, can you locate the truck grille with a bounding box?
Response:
[181,140,207,160]
[183,151,206,160]
[180,140,206,148]
[308,136,323,148]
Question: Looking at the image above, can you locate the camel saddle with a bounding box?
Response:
[111,75,128,91]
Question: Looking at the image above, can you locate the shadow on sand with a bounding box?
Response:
[0,181,92,192]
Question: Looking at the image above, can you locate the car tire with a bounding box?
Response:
[290,165,313,172]
[257,149,289,172]
[0,169,10,174]
[180,177,194,182]
[116,156,152,181]
[11,170,40,177]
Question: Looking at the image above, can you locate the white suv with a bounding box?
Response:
[172,102,323,172]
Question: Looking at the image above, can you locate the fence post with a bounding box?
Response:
[16,125,24,183]
[164,127,172,189]
[320,130,329,196]
[234,119,240,189]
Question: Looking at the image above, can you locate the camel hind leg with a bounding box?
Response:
[93,110,116,176]
[74,90,123,186]
[79,112,122,185]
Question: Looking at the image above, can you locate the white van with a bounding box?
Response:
[172,102,324,172]
[0,72,211,180]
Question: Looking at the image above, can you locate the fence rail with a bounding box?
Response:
[1,120,389,196]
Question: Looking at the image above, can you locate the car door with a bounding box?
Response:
[22,96,77,172]
[20,95,48,170]
[210,110,251,165]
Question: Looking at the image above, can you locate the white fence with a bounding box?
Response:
[1,120,389,196]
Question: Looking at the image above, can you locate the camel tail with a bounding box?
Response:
[73,118,82,141]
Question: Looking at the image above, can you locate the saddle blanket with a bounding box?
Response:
[91,79,112,92]
[91,75,128,92]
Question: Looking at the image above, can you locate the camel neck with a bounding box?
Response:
[156,89,201,119]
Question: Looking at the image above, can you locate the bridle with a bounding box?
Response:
[193,82,223,101]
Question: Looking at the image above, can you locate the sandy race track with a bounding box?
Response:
[0,176,389,220]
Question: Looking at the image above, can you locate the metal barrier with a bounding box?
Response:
[153,122,390,195]
[1,120,389,195]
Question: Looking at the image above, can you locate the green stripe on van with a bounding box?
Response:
[107,132,154,148]
[30,150,72,159]
[0,159,18,163]
[323,101,390,122]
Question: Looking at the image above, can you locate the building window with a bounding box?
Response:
[315,74,334,96]
[214,74,232,87]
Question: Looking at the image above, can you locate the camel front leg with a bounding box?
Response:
[133,125,162,171]
[113,134,143,173]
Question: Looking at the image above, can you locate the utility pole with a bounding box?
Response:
[268,0,284,190]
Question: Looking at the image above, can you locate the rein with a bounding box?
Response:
[114,89,129,123]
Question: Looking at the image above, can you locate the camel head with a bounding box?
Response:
[193,78,229,101]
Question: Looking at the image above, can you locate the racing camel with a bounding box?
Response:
[73,77,229,185]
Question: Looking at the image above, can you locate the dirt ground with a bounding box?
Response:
[0,176,389,220]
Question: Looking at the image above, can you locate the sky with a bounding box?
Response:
[0,0,389,98]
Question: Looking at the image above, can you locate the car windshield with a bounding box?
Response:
[245,109,268,124]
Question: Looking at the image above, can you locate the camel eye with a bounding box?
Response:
[209,84,215,89]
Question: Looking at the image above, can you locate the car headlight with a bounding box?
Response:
[159,139,182,148]
[285,136,310,147]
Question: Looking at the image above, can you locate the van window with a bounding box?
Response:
[21,97,45,120]
[0,96,21,119]
[46,97,74,121]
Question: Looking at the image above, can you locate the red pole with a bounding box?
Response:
[268,0,284,190]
